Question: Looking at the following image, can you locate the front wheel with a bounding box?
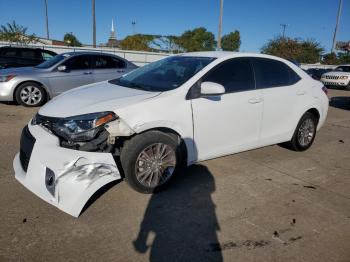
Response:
[120,131,181,193]
[345,83,350,91]
[15,82,46,107]
[286,112,318,151]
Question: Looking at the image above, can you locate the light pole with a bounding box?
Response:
[44,0,49,39]
[331,0,343,53]
[280,24,287,39]
[92,0,96,48]
[132,21,136,35]
[217,0,224,50]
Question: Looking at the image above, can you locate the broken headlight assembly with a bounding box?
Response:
[32,111,117,143]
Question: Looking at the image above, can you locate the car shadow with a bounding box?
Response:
[133,164,223,262]
[329,96,350,111]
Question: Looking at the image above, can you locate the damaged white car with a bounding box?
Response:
[13,52,329,217]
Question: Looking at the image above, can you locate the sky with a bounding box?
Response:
[0,0,349,53]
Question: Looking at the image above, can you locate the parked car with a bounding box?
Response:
[0,46,57,69]
[13,52,329,217]
[320,65,350,90]
[0,52,138,106]
[305,68,332,80]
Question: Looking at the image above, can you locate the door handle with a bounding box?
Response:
[296,90,305,96]
[117,69,125,73]
[248,97,263,104]
[84,71,92,75]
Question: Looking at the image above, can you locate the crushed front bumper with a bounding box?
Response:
[13,123,121,217]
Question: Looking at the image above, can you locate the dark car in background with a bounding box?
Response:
[0,46,57,69]
[305,68,332,80]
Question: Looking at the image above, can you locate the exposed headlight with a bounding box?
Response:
[339,76,348,80]
[0,75,16,82]
[32,111,117,142]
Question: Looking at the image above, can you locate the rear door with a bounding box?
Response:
[92,55,127,82]
[251,57,302,144]
[48,55,94,95]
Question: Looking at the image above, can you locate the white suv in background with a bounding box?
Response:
[321,65,350,90]
[14,52,329,217]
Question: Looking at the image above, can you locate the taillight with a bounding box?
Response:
[322,86,328,95]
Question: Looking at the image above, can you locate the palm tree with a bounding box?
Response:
[0,21,37,44]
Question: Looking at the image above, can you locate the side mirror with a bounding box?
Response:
[200,81,225,96]
[57,65,67,72]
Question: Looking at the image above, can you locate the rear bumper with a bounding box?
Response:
[13,124,121,217]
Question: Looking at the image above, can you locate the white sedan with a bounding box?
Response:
[14,52,329,217]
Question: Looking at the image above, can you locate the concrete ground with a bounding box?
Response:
[0,89,349,262]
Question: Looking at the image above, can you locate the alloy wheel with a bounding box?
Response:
[135,143,176,188]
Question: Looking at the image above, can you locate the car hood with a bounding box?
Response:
[39,81,161,117]
[323,71,350,77]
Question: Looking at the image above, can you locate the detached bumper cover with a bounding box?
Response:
[13,124,121,217]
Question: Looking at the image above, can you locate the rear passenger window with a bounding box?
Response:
[20,50,39,59]
[94,55,126,69]
[203,58,254,93]
[252,58,300,88]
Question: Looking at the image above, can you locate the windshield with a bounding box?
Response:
[335,66,350,72]
[109,56,216,92]
[35,54,66,69]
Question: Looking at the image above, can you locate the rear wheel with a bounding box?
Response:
[286,112,317,151]
[15,82,46,107]
[120,131,181,193]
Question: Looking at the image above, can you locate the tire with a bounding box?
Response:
[345,83,350,91]
[120,131,182,193]
[286,112,318,151]
[15,82,46,107]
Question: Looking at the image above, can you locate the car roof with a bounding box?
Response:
[180,51,291,62]
[0,46,44,51]
[61,51,119,57]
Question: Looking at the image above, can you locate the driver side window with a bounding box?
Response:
[63,55,91,70]
[202,58,255,93]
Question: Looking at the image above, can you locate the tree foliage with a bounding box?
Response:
[261,37,324,63]
[322,52,350,65]
[176,27,216,52]
[0,21,37,44]
[221,30,241,51]
[322,53,338,65]
[120,34,156,51]
[63,32,82,47]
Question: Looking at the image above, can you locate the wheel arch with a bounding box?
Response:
[305,108,320,123]
[137,126,189,167]
[13,80,51,102]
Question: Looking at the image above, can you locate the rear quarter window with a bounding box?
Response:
[252,58,301,88]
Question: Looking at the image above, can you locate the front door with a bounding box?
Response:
[191,58,263,161]
[48,55,94,95]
